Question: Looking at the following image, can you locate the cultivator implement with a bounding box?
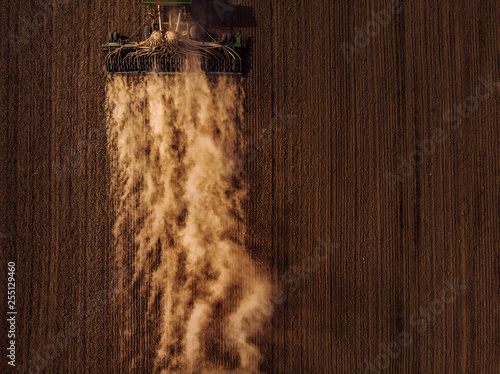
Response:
[103,0,244,74]
[104,32,243,74]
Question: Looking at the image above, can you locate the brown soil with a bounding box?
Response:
[0,0,498,372]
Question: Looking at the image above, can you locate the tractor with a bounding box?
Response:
[103,0,244,74]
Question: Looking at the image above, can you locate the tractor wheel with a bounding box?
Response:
[109,32,114,42]
[144,26,152,40]
[113,32,118,42]
[189,25,203,41]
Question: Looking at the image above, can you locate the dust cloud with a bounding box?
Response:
[106,70,273,373]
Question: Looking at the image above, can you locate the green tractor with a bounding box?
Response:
[103,0,244,74]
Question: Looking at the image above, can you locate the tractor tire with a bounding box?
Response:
[109,32,114,42]
[113,32,118,42]
[189,25,203,41]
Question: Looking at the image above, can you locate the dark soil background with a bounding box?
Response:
[0,0,499,373]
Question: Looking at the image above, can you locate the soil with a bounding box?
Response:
[0,0,498,372]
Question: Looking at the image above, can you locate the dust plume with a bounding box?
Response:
[106,70,273,373]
